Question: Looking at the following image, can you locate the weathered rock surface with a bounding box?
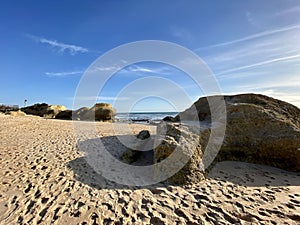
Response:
[122,130,151,164]
[155,94,300,184]
[154,123,206,185]
[80,103,116,121]
[217,94,300,172]
[93,103,116,121]
[21,103,66,118]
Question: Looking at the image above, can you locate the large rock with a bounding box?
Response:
[93,103,116,121]
[155,94,300,184]
[82,103,116,121]
[154,123,206,184]
[217,94,300,172]
[21,103,66,118]
[55,110,73,120]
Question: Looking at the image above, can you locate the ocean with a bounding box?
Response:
[115,112,178,124]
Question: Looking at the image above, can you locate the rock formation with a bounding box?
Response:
[92,103,116,121]
[21,103,66,118]
[154,123,206,184]
[20,102,115,122]
[155,94,300,185]
[81,103,116,121]
[55,110,73,120]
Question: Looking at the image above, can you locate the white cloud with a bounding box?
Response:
[125,65,172,74]
[216,54,300,75]
[27,34,89,55]
[45,70,84,77]
[195,23,300,50]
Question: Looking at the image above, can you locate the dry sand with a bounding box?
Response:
[0,114,299,224]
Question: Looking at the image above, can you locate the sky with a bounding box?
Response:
[0,0,300,112]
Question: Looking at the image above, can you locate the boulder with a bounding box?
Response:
[21,103,66,118]
[155,94,300,184]
[82,103,116,121]
[55,110,73,120]
[162,116,179,122]
[93,103,116,121]
[217,95,300,172]
[154,123,205,184]
[136,130,150,140]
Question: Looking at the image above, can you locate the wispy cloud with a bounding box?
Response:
[246,11,258,27]
[195,23,300,50]
[124,64,173,75]
[170,26,194,42]
[216,54,300,75]
[27,34,89,55]
[45,70,84,77]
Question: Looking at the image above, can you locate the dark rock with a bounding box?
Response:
[122,130,151,164]
[136,130,150,140]
[21,103,66,118]
[55,110,73,120]
[162,116,179,122]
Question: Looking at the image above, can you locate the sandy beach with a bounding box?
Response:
[0,114,299,225]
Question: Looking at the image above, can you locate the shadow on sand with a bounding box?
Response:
[68,135,300,190]
[67,135,164,190]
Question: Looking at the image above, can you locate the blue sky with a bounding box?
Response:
[0,0,300,112]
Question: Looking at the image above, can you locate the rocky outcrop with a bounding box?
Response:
[21,103,66,118]
[155,94,300,185]
[93,103,116,121]
[55,110,73,120]
[81,103,116,121]
[20,102,115,122]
